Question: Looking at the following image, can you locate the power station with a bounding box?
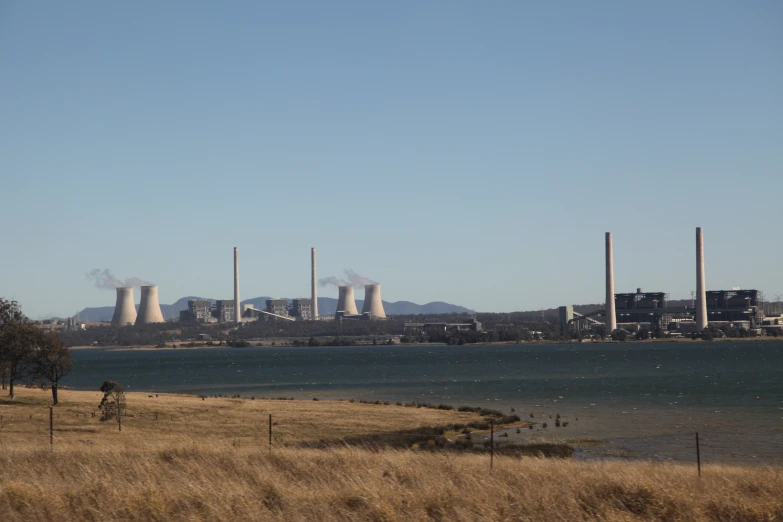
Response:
[103,229,777,334]
[172,247,389,324]
[561,227,772,336]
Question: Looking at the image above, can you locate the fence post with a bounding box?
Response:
[49,407,54,449]
[696,432,701,477]
[490,419,495,469]
[269,414,273,448]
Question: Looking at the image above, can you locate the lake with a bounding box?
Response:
[65,341,783,465]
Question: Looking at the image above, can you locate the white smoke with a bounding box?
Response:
[319,270,378,288]
[344,269,378,287]
[86,269,152,290]
[318,276,350,287]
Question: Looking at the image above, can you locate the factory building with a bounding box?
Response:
[705,290,763,325]
[560,228,770,336]
[404,319,483,334]
[266,299,289,318]
[615,289,672,331]
[179,300,213,323]
[215,300,236,323]
[291,298,313,320]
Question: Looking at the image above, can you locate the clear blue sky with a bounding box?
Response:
[1,1,781,319]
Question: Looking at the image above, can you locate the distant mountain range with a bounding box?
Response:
[73,296,473,322]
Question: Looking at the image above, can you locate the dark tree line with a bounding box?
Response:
[0,298,73,404]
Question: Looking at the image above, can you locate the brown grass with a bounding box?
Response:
[1,388,782,521]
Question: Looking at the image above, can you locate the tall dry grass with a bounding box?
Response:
[1,442,782,521]
[1,388,782,521]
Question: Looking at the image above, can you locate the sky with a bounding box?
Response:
[1,1,781,319]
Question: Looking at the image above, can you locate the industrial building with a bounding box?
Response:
[291,298,313,320]
[266,299,289,317]
[404,319,483,334]
[559,228,771,336]
[179,300,213,323]
[215,300,236,323]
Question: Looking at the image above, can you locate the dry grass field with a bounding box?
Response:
[1,388,782,521]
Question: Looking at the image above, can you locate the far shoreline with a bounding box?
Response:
[68,335,783,351]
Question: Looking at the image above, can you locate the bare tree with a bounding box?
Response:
[98,380,127,431]
[30,332,72,405]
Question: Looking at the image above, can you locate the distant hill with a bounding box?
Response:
[74,296,473,322]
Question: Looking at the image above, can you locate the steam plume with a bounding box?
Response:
[319,270,379,288]
[319,276,349,287]
[86,269,152,290]
[344,269,378,287]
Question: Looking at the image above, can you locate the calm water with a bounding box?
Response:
[65,341,783,464]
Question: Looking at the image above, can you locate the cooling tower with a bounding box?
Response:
[111,287,137,326]
[336,285,359,317]
[605,232,617,333]
[135,285,165,325]
[361,284,386,319]
[311,248,318,319]
[695,227,708,330]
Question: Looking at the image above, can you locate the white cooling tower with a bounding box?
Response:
[336,285,359,317]
[111,287,137,326]
[361,284,386,319]
[135,285,165,325]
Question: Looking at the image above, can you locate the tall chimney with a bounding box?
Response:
[605,232,617,333]
[336,285,359,317]
[695,227,708,330]
[361,284,386,319]
[234,247,241,323]
[135,285,164,324]
[111,287,137,326]
[311,247,318,320]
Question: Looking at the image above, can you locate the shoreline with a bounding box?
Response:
[68,335,781,351]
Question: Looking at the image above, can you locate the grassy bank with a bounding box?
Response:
[1,389,781,521]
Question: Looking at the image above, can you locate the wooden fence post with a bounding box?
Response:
[269,414,273,448]
[696,432,701,477]
[490,420,495,470]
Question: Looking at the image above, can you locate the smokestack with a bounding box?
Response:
[311,247,318,319]
[605,232,617,333]
[111,287,137,326]
[336,286,359,317]
[234,247,241,324]
[361,284,386,319]
[696,227,708,330]
[135,285,164,324]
